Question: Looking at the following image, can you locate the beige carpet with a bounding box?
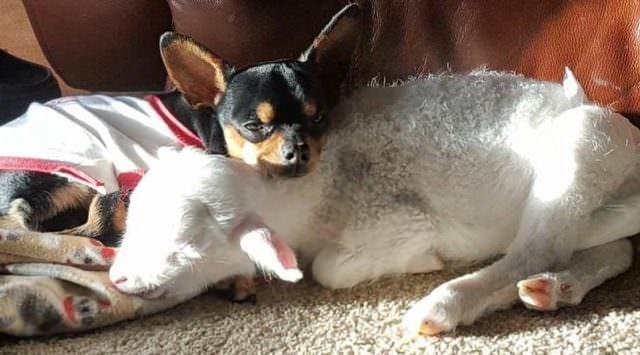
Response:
[1,238,639,354]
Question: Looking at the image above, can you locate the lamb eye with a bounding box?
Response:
[311,113,325,124]
[244,121,263,132]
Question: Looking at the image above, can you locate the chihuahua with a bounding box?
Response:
[0,4,360,247]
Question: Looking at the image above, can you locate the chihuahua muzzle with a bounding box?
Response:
[280,125,312,177]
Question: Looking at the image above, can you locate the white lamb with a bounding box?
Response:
[111,69,640,336]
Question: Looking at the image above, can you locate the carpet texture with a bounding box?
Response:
[1,237,639,354]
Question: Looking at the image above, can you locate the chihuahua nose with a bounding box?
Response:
[282,143,310,165]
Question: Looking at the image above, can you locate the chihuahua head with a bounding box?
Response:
[159,4,362,178]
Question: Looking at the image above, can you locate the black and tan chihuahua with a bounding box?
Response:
[0,4,361,247]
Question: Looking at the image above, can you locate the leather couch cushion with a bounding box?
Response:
[23,0,640,123]
[167,0,347,69]
[168,0,640,122]
[354,0,640,121]
[22,0,172,91]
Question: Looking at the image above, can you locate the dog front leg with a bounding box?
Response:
[0,198,34,230]
[59,191,126,246]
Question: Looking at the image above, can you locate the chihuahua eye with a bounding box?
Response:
[243,121,264,132]
[311,113,325,124]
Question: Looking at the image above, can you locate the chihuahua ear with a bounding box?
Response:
[299,3,362,106]
[160,32,232,108]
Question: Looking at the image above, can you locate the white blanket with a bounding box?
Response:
[0,95,204,193]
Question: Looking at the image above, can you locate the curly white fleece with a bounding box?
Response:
[113,69,640,334]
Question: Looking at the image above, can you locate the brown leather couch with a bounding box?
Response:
[22,0,640,124]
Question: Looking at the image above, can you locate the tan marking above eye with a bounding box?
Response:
[256,101,275,123]
[303,99,318,117]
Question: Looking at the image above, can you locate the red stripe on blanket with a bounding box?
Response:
[117,169,146,197]
[0,157,104,189]
[100,247,116,260]
[145,95,206,149]
[63,296,76,323]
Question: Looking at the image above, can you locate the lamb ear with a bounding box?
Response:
[238,228,303,283]
[299,4,362,106]
[232,216,302,283]
[562,67,587,104]
[159,32,233,108]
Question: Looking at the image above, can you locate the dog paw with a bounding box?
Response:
[402,287,462,336]
[517,273,574,311]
